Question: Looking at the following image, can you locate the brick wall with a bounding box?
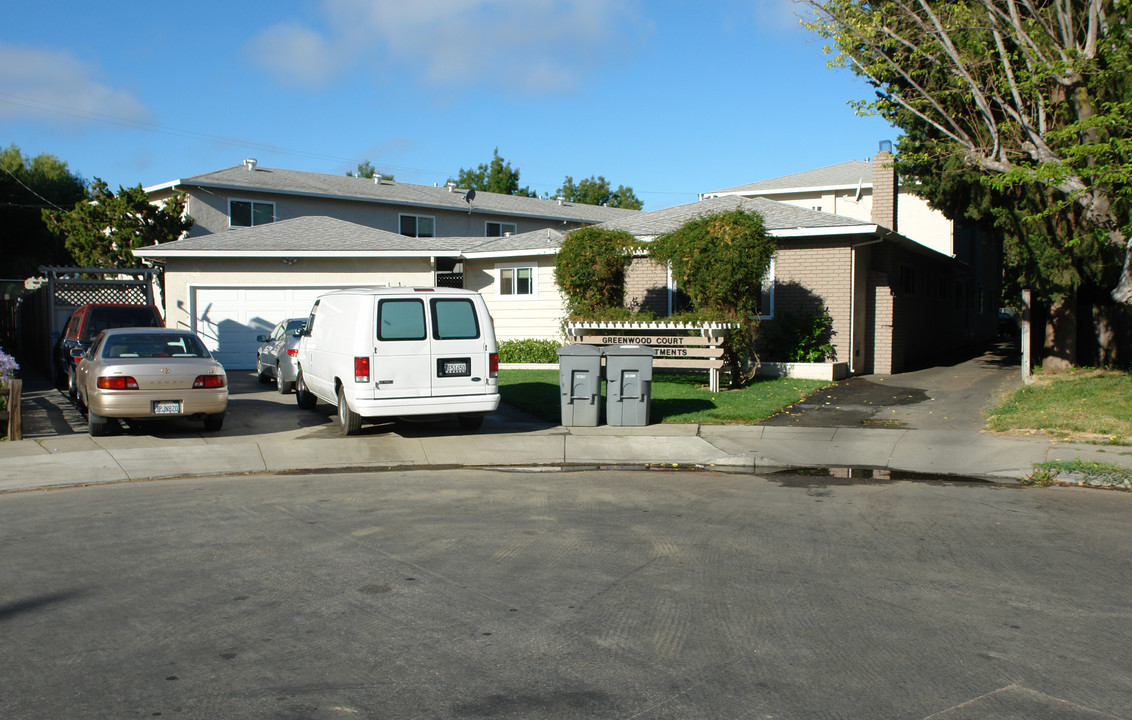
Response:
[624,256,669,315]
[871,150,898,232]
[760,242,854,363]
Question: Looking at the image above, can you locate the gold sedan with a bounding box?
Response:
[74,328,228,436]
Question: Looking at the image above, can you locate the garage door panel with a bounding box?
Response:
[192,287,337,369]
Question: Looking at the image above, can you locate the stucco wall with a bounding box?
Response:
[463,256,566,341]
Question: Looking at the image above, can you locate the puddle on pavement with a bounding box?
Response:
[768,466,994,487]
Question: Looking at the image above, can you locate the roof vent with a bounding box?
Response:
[244,158,257,171]
[374,174,382,184]
[556,195,565,206]
[447,181,457,192]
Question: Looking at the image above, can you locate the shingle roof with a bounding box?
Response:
[156,164,640,225]
[705,160,875,195]
[597,195,872,237]
[134,216,476,257]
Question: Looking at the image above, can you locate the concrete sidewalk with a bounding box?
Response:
[4,360,1131,493]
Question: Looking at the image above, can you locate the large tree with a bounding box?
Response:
[453,148,537,197]
[0,144,87,279]
[556,175,644,210]
[43,179,193,268]
[806,0,1132,306]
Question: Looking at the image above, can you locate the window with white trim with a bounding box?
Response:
[229,199,275,227]
[400,214,435,238]
[757,257,775,319]
[496,263,537,300]
[486,221,517,237]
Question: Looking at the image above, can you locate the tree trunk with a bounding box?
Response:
[1042,295,1078,371]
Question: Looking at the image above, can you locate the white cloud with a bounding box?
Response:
[247,0,645,94]
[0,44,150,126]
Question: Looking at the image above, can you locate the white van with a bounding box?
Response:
[294,287,500,435]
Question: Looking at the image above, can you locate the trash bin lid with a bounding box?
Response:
[556,343,604,357]
[602,344,654,357]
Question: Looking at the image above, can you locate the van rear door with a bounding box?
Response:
[429,297,490,397]
[371,297,432,398]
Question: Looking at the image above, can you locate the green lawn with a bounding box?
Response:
[498,369,828,425]
[985,369,1132,441]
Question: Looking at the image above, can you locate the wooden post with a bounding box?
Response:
[7,378,21,441]
[1021,290,1032,385]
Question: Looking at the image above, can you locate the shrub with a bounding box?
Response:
[498,338,562,364]
[762,306,836,362]
[0,347,18,413]
[554,227,637,317]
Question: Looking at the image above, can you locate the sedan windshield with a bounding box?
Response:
[102,334,210,359]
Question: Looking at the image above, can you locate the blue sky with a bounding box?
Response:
[1,0,894,210]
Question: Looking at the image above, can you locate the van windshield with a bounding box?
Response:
[431,299,480,340]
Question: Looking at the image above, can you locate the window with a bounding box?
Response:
[431,299,480,340]
[757,257,775,319]
[496,264,537,299]
[377,299,426,341]
[229,199,274,227]
[486,221,517,237]
[400,214,435,238]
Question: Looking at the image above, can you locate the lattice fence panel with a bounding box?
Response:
[54,283,149,307]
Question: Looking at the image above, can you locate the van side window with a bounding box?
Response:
[431,299,480,340]
[378,299,426,341]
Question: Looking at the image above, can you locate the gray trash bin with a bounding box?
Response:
[556,344,603,426]
[604,345,654,426]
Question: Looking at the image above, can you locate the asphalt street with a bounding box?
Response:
[1,467,1129,719]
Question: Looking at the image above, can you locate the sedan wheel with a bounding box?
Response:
[88,408,110,437]
[276,363,294,394]
[257,355,272,384]
[203,413,224,432]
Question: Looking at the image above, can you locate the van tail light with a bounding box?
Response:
[489,352,499,377]
[354,356,370,383]
[287,348,298,357]
[193,375,227,389]
[97,376,139,390]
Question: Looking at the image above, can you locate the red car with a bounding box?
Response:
[56,303,164,394]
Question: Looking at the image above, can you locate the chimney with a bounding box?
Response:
[870,141,896,232]
[243,158,257,171]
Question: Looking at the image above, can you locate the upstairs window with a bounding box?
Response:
[486,221,517,237]
[400,214,435,238]
[230,199,274,227]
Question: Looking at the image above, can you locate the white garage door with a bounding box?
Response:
[191,286,339,369]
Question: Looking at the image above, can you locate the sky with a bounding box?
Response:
[0,0,895,211]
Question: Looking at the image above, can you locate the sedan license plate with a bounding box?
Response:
[438,358,470,377]
[153,400,182,415]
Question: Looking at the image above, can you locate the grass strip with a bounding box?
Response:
[498,369,828,425]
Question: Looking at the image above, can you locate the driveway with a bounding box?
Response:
[762,340,1022,431]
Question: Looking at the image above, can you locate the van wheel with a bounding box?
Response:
[295,370,317,410]
[337,386,362,436]
[276,363,294,394]
[457,413,484,431]
[203,413,225,432]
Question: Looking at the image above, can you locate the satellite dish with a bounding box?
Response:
[465,188,476,203]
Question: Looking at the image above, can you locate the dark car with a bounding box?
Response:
[56,303,164,392]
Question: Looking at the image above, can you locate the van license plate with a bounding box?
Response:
[153,401,181,415]
[439,358,470,377]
